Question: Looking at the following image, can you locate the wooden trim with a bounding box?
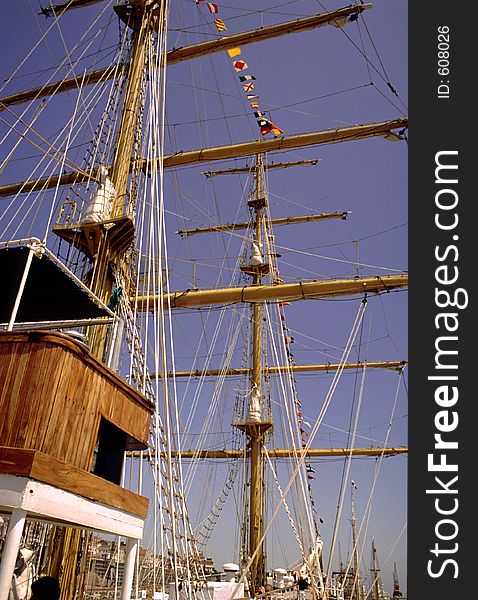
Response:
[0,474,145,538]
[0,330,154,414]
[0,447,148,518]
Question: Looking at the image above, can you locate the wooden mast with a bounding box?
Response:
[233,154,272,593]
[87,0,156,356]
[154,133,407,591]
[45,2,159,594]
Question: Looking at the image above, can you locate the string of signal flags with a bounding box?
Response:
[194,0,284,137]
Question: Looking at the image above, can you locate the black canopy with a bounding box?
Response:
[1,246,109,323]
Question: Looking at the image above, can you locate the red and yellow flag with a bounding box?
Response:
[214,18,227,31]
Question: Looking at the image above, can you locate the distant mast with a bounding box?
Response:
[372,539,380,600]
[393,562,403,598]
[351,482,362,600]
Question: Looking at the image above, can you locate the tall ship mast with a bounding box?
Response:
[0,2,408,600]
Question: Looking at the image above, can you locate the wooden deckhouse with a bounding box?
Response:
[0,243,154,600]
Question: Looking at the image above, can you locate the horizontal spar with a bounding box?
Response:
[0,120,407,198]
[134,274,409,311]
[0,4,371,110]
[155,119,408,169]
[176,212,350,237]
[127,448,408,459]
[0,169,99,198]
[0,68,117,112]
[151,361,408,379]
[39,0,104,17]
[202,159,320,177]
[166,4,372,64]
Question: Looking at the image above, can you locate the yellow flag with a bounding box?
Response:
[227,47,241,58]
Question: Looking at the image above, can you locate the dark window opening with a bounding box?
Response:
[91,418,127,484]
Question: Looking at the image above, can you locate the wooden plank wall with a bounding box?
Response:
[0,331,154,471]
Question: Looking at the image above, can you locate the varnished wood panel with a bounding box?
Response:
[0,447,149,518]
[0,330,154,471]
